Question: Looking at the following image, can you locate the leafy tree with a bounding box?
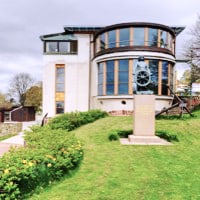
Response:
[0,92,12,109]
[180,69,191,85]
[8,73,34,106]
[24,85,42,112]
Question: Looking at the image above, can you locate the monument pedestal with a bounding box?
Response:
[133,95,155,136]
[120,95,171,145]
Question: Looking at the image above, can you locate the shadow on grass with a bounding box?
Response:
[156,131,179,142]
[156,114,196,121]
[108,129,132,141]
[108,129,179,143]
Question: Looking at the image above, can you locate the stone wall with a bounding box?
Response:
[0,122,22,136]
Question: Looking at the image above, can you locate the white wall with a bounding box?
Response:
[42,34,91,117]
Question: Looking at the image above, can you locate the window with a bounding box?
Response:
[119,28,130,47]
[59,42,70,52]
[148,28,158,46]
[100,33,106,50]
[98,63,103,95]
[56,101,64,114]
[162,61,168,95]
[148,60,158,94]
[56,67,65,92]
[45,40,77,54]
[167,34,173,51]
[118,60,129,94]
[160,31,167,48]
[134,28,144,46]
[46,42,58,52]
[106,61,115,94]
[97,59,173,96]
[108,30,116,48]
[55,65,65,114]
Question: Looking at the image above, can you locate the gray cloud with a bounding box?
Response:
[0,0,199,93]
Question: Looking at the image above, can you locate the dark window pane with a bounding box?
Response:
[119,59,129,71]
[100,33,105,50]
[119,84,128,94]
[162,61,168,95]
[70,41,78,53]
[107,72,114,82]
[106,84,114,95]
[148,28,158,46]
[148,60,158,94]
[46,42,58,52]
[108,30,116,48]
[134,28,144,46]
[59,42,70,52]
[107,60,114,72]
[160,31,167,48]
[119,28,130,47]
[98,63,104,95]
[119,72,128,82]
[56,101,64,114]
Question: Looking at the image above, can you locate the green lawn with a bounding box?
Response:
[29,110,200,200]
[0,134,17,141]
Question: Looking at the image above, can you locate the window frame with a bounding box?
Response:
[44,40,78,54]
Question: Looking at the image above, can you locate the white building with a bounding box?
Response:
[40,22,184,117]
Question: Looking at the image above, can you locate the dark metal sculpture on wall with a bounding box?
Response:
[133,56,153,94]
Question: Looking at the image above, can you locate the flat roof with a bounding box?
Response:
[40,23,185,40]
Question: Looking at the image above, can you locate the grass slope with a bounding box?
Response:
[30,111,200,200]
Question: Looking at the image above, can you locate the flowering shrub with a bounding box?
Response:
[0,110,107,199]
[48,109,108,131]
[0,127,83,199]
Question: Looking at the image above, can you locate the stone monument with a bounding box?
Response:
[121,56,170,145]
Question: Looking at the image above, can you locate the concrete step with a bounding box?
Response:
[120,135,171,145]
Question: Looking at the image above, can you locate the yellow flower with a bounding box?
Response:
[9,182,13,186]
[29,162,33,167]
[47,163,52,167]
[22,160,27,164]
[4,169,9,174]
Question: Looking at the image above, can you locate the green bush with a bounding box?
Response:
[108,132,119,141]
[156,131,179,142]
[0,127,83,199]
[0,110,107,199]
[108,129,132,141]
[48,110,108,131]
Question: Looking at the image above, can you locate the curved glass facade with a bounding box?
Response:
[97,59,173,96]
[95,25,175,55]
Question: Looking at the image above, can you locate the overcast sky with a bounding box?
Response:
[0,0,199,93]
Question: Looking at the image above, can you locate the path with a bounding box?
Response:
[0,116,42,157]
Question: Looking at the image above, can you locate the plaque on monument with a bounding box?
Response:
[133,95,155,136]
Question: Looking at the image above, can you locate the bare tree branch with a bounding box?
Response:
[8,73,35,106]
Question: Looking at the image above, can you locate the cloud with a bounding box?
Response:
[0,0,200,93]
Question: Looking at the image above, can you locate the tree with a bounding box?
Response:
[8,73,35,106]
[24,85,42,112]
[183,15,200,84]
[180,69,191,85]
[0,92,12,109]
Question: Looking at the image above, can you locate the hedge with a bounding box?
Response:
[48,109,108,131]
[0,110,107,199]
[0,127,83,199]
